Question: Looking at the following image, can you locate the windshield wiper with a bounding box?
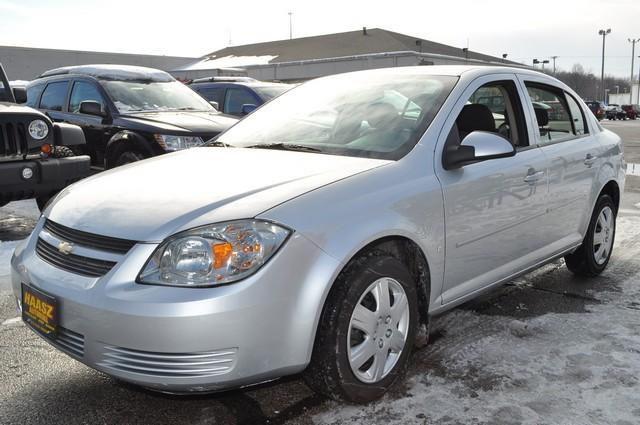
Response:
[244,143,322,153]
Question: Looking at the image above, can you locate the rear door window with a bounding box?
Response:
[525,84,575,144]
[39,81,68,111]
[196,87,225,106]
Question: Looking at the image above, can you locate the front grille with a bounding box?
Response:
[44,219,137,254]
[36,238,116,277]
[99,346,238,378]
[52,327,85,358]
[0,122,27,158]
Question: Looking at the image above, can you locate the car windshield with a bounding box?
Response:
[215,72,457,160]
[252,85,291,101]
[102,80,214,113]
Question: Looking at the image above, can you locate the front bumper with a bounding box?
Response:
[0,156,90,204]
[11,219,340,392]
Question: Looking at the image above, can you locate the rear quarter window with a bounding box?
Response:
[26,84,45,108]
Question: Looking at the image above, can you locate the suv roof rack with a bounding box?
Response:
[191,76,257,84]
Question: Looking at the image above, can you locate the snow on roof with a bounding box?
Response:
[39,64,174,82]
[174,55,278,71]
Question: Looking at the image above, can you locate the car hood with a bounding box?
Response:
[118,110,238,134]
[46,148,390,242]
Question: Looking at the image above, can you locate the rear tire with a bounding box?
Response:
[565,194,616,276]
[304,251,418,403]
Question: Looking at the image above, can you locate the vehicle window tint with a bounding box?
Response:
[455,81,527,148]
[525,85,575,144]
[565,93,588,135]
[26,84,45,108]
[197,87,225,106]
[39,81,68,111]
[69,81,105,113]
[224,88,256,115]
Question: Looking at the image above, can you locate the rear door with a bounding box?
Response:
[518,77,602,246]
[435,74,549,303]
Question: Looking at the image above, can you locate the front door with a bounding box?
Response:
[435,75,549,303]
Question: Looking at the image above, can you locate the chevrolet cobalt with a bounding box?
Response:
[12,66,624,403]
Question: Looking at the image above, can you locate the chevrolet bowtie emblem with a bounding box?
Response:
[57,241,74,255]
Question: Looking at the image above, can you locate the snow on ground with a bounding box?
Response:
[1,200,40,221]
[313,217,640,425]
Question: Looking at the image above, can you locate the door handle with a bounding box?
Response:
[584,153,598,167]
[524,171,545,184]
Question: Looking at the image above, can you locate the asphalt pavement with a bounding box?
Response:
[1,119,640,425]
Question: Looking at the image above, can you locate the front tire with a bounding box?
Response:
[565,194,616,276]
[304,251,418,403]
[114,150,145,167]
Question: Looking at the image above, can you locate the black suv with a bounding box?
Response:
[189,77,290,117]
[28,65,238,169]
[0,63,90,210]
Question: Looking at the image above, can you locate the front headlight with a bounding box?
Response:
[154,134,204,151]
[28,119,49,140]
[138,220,290,287]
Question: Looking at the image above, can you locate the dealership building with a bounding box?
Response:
[0,45,196,81]
[172,28,524,82]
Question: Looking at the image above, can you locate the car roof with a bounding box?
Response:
[38,64,174,82]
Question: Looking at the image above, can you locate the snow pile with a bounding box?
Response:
[314,217,640,424]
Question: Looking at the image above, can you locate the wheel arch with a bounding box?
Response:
[104,131,159,168]
[329,235,431,328]
[598,180,620,213]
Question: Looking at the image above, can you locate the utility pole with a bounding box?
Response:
[551,56,558,74]
[629,38,638,103]
[599,28,612,102]
[288,12,293,40]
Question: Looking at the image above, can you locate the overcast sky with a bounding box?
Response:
[1,0,639,79]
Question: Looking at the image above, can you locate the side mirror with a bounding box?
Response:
[12,87,27,103]
[79,101,106,117]
[241,103,258,116]
[209,101,219,110]
[444,131,515,169]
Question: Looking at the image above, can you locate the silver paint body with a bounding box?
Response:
[11,66,625,392]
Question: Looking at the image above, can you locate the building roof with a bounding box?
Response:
[198,28,515,67]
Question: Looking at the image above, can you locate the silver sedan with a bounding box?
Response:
[11,66,624,403]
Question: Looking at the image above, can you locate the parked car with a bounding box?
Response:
[0,63,90,210]
[605,104,627,120]
[27,65,238,169]
[189,77,291,117]
[13,66,624,403]
[585,100,606,120]
[621,104,639,120]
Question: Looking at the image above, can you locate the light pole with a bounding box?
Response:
[533,58,540,68]
[605,88,610,104]
[638,55,640,104]
[629,38,639,103]
[599,28,612,102]
[551,56,558,74]
[288,12,293,40]
[502,53,508,63]
[541,59,550,71]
